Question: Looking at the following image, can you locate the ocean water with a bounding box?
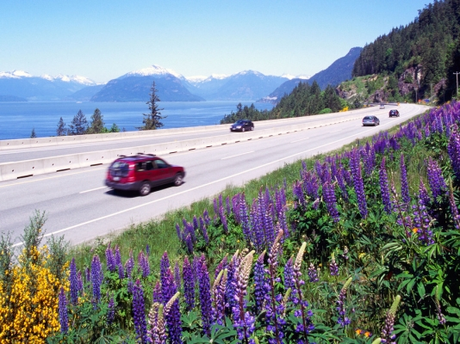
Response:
[0,101,274,140]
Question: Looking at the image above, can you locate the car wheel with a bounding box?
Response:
[250,126,254,131]
[139,182,151,196]
[173,173,183,186]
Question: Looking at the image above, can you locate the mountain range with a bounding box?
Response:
[259,47,363,103]
[0,47,361,103]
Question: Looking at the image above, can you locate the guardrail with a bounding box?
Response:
[0,113,363,182]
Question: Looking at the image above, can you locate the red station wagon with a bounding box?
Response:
[105,153,185,196]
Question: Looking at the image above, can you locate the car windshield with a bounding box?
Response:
[364,117,373,120]
[235,120,245,125]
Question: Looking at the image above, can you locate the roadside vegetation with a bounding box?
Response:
[2,101,460,343]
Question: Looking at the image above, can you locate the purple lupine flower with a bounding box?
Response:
[329,255,339,276]
[264,230,286,344]
[125,251,134,278]
[254,251,267,314]
[182,256,195,311]
[69,258,79,305]
[219,206,228,233]
[176,223,182,241]
[193,215,199,230]
[336,278,352,327]
[58,287,68,334]
[152,281,163,304]
[91,254,103,304]
[436,301,447,325]
[160,252,182,343]
[212,269,227,326]
[198,256,213,336]
[323,181,340,222]
[185,234,194,254]
[107,295,115,325]
[114,245,122,267]
[380,295,401,344]
[239,194,252,242]
[225,252,239,314]
[118,263,125,280]
[283,257,295,291]
[146,244,150,256]
[400,154,411,205]
[232,251,255,343]
[427,157,448,201]
[379,157,393,214]
[292,243,315,339]
[250,200,265,252]
[418,178,430,207]
[308,263,319,283]
[293,180,305,206]
[449,188,460,229]
[448,124,460,180]
[413,200,435,245]
[132,279,148,343]
[199,216,209,244]
[174,262,181,291]
[335,168,349,201]
[106,243,116,272]
[350,148,368,218]
[138,251,150,278]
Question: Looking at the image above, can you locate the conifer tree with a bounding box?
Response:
[56,117,67,136]
[87,108,104,134]
[69,110,88,135]
[139,81,165,130]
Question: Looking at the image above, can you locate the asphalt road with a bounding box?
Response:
[0,103,430,247]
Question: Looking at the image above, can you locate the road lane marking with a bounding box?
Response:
[80,186,107,194]
[11,124,414,247]
[221,151,254,160]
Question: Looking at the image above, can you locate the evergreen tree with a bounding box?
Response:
[56,117,67,136]
[110,123,120,132]
[139,81,165,130]
[87,108,104,134]
[69,110,88,135]
[30,128,36,138]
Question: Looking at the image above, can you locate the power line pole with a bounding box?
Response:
[454,72,460,99]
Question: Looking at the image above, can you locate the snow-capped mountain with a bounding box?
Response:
[0,70,98,101]
[90,65,204,102]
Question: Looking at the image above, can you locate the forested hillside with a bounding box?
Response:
[352,0,460,102]
[220,81,345,124]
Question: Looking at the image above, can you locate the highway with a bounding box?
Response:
[0,103,430,247]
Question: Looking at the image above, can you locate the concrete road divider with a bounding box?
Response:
[0,114,364,182]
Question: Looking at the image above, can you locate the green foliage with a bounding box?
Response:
[353,0,460,102]
[87,108,105,134]
[68,110,88,135]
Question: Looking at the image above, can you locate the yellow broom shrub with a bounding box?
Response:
[0,245,69,343]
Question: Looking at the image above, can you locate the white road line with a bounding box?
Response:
[11,127,391,247]
[221,151,254,160]
[80,186,107,194]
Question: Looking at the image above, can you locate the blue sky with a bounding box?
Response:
[1,0,429,83]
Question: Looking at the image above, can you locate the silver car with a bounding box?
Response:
[362,116,380,126]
